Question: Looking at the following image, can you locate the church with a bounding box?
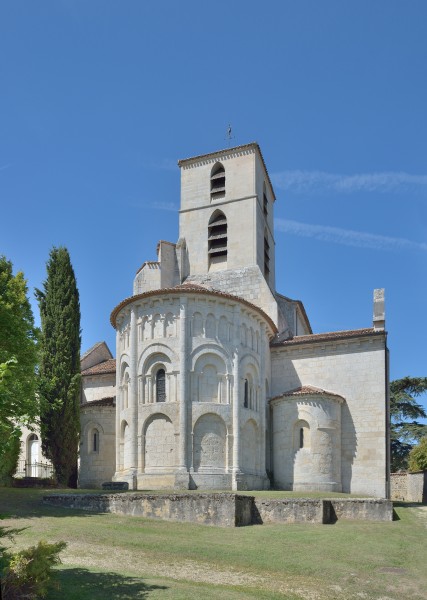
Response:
[78,142,389,497]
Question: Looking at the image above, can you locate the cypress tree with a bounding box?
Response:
[36,247,81,487]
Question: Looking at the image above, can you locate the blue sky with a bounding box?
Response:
[1,2,426,411]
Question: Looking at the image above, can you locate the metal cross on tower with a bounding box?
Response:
[226,124,234,147]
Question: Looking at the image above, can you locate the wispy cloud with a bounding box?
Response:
[275,219,427,253]
[271,170,427,194]
[0,163,11,172]
[150,201,178,212]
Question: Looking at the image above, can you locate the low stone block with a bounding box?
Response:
[328,498,393,521]
[43,492,253,527]
[101,481,129,491]
[253,498,327,524]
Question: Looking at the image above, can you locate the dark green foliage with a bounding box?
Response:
[0,518,26,597]
[0,429,20,486]
[0,257,39,475]
[1,540,66,599]
[36,248,81,487]
[0,520,21,575]
[390,377,427,471]
[408,436,427,472]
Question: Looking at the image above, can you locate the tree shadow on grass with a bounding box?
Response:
[49,568,167,599]
[0,488,128,520]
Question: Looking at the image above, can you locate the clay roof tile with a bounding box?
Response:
[81,359,116,376]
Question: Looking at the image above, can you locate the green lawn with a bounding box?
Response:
[1,488,426,600]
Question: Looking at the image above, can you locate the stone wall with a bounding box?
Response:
[44,493,253,527]
[271,333,388,497]
[79,404,116,488]
[44,493,393,526]
[253,498,327,524]
[328,498,393,521]
[81,342,112,371]
[114,290,272,490]
[271,393,343,493]
[390,472,407,501]
[17,424,52,478]
[391,472,427,503]
[82,373,115,403]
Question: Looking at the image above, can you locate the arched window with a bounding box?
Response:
[93,429,99,452]
[210,163,225,199]
[27,434,39,477]
[205,313,216,338]
[208,211,227,268]
[263,182,268,217]
[244,379,249,408]
[156,368,166,402]
[294,420,310,450]
[264,230,270,279]
[123,372,129,409]
[192,312,203,337]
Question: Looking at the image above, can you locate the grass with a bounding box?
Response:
[1,488,426,600]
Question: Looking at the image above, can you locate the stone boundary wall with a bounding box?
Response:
[252,498,328,524]
[327,498,393,521]
[44,493,393,526]
[43,493,253,527]
[252,498,393,524]
[391,471,427,503]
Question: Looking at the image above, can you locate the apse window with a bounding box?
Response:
[156,368,166,403]
[244,379,249,408]
[295,420,310,450]
[93,429,99,453]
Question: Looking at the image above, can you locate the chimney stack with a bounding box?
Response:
[373,288,385,331]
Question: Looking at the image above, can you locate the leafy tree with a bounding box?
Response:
[36,247,81,487]
[408,436,427,472]
[0,257,39,476]
[390,377,427,471]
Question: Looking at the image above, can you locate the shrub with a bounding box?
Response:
[1,540,66,599]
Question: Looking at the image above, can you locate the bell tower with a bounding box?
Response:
[178,143,277,311]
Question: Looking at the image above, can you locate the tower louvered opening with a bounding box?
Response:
[210,163,225,199]
[208,211,227,268]
[264,234,270,278]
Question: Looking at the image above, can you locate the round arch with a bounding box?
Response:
[193,413,227,473]
[138,342,178,374]
[142,413,176,472]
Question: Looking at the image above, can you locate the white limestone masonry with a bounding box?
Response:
[76,142,389,497]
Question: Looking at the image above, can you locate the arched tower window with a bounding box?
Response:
[208,211,227,269]
[210,163,225,199]
[263,182,268,217]
[156,368,166,403]
[264,229,270,279]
